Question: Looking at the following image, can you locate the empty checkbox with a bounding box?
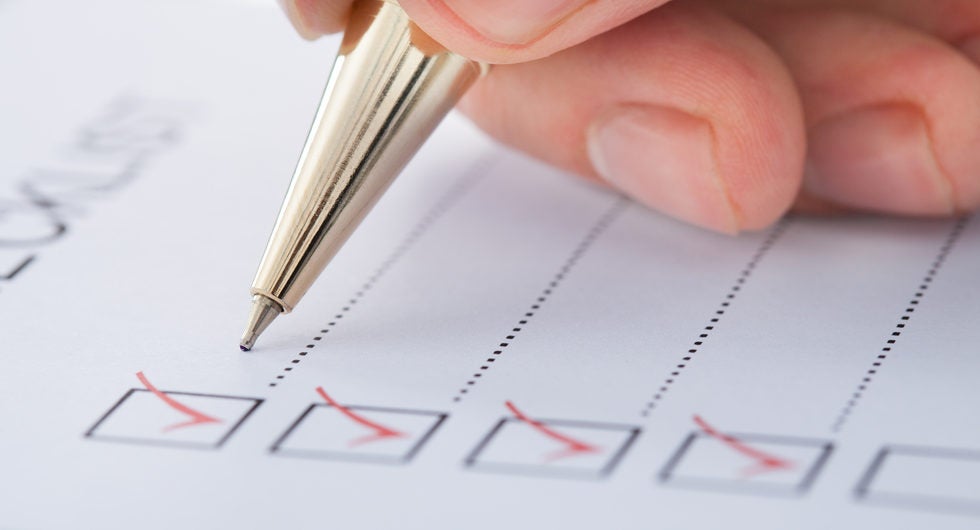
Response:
[855,445,980,516]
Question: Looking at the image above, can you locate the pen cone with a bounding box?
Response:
[240,294,282,351]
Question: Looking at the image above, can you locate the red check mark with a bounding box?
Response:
[506,401,600,462]
[136,371,222,432]
[315,387,406,447]
[693,415,794,477]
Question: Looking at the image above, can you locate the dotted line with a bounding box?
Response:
[638,218,791,417]
[451,196,629,403]
[830,216,970,432]
[267,158,493,387]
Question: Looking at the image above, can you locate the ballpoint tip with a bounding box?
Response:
[239,294,282,352]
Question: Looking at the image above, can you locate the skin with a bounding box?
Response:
[279,0,980,233]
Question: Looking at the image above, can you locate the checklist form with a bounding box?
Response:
[1,1,979,529]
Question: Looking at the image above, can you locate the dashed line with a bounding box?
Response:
[638,218,790,417]
[451,197,628,403]
[267,158,492,387]
[830,217,970,433]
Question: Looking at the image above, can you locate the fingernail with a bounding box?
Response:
[587,104,740,234]
[959,34,980,65]
[805,104,954,215]
[434,0,590,45]
[277,0,321,40]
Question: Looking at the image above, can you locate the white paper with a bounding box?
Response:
[2,1,979,528]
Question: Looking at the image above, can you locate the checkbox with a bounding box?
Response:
[659,427,833,496]
[464,405,641,480]
[271,403,447,464]
[855,445,980,516]
[85,387,263,450]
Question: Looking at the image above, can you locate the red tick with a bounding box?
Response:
[315,387,406,447]
[693,415,794,477]
[136,371,222,432]
[506,401,600,462]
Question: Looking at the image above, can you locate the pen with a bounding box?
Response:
[240,0,485,350]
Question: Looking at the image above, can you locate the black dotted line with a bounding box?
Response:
[267,158,492,387]
[451,196,629,403]
[638,218,791,417]
[830,217,970,432]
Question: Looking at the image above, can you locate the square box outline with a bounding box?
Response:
[855,444,980,517]
[464,416,642,481]
[270,403,448,465]
[84,388,264,450]
[658,431,834,497]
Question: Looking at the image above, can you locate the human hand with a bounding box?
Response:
[278,0,980,233]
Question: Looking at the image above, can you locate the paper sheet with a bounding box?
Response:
[2,1,979,528]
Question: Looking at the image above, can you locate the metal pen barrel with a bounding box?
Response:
[241,0,484,350]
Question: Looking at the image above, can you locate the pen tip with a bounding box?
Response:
[239,294,283,352]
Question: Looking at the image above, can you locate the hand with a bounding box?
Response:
[278,0,980,233]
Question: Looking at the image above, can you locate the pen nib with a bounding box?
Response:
[239,294,283,351]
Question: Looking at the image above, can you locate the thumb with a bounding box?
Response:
[399,0,670,63]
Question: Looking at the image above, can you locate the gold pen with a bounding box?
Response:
[240,0,485,350]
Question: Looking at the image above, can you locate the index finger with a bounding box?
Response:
[280,0,672,63]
